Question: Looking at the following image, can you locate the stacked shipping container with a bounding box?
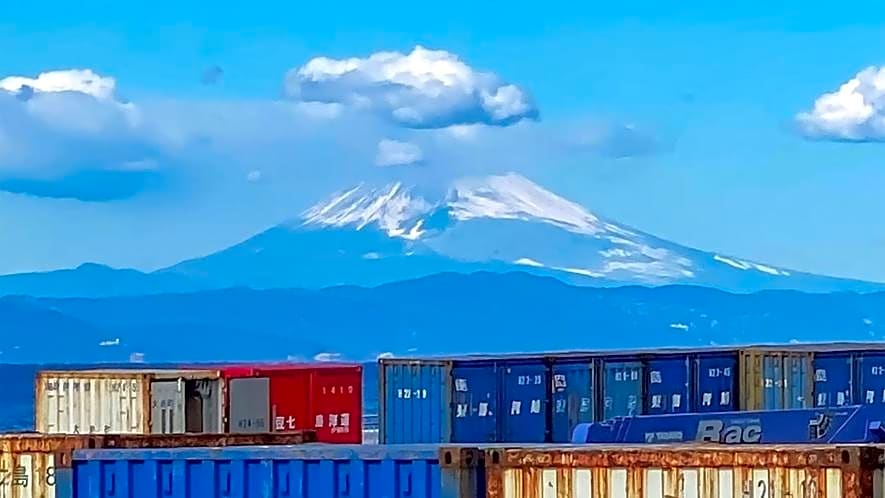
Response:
[69,443,885,498]
[380,342,885,444]
[35,363,363,443]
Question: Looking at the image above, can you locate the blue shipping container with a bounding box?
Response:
[572,405,885,445]
[551,360,595,442]
[380,360,452,443]
[813,352,853,407]
[857,352,885,405]
[645,356,690,414]
[694,353,737,412]
[73,445,480,498]
[499,359,548,442]
[452,362,498,443]
[603,360,643,419]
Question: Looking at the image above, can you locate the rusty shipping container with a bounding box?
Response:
[36,368,224,435]
[0,431,315,498]
[739,349,814,411]
[464,444,884,498]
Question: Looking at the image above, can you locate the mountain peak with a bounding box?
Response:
[299,173,610,239]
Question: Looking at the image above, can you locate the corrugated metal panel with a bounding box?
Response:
[453,362,498,443]
[551,360,595,443]
[856,352,885,406]
[739,350,813,410]
[296,366,362,443]
[36,370,224,435]
[814,352,854,407]
[36,372,149,434]
[602,360,643,419]
[694,352,737,412]
[73,444,475,498]
[644,355,689,415]
[0,432,317,498]
[499,360,548,443]
[379,359,453,443]
[481,445,882,498]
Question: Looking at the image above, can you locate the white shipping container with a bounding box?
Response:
[35,369,224,435]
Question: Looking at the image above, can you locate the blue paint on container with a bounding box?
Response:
[499,359,548,442]
[856,352,885,406]
[603,360,643,419]
[694,352,737,412]
[551,359,595,442]
[452,362,498,443]
[380,360,453,443]
[73,445,479,498]
[813,352,853,407]
[645,356,690,414]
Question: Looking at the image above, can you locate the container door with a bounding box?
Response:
[268,371,309,435]
[645,356,689,414]
[602,360,642,419]
[308,369,363,443]
[452,362,498,443]
[228,377,271,433]
[786,353,811,409]
[813,353,852,407]
[694,353,737,412]
[150,380,185,434]
[856,352,885,406]
[381,362,452,443]
[551,360,594,442]
[500,361,548,442]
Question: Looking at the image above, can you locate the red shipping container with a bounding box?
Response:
[183,363,363,443]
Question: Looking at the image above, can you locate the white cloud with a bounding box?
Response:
[0,69,117,100]
[285,46,539,129]
[797,66,885,141]
[247,170,263,182]
[375,139,423,167]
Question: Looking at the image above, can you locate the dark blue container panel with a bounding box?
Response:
[551,360,595,442]
[645,356,690,414]
[694,353,737,412]
[813,353,853,407]
[73,445,472,498]
[857,352,885,406]
[603,360,643,419]
[452,362,498,443]
[381,361,452,443]
[499,360,548,442]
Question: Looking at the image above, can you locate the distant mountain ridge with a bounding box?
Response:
[0,173,881,298]
[1,271,884,363]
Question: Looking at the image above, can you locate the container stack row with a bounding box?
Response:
[66,443,885,497]
[34,363,364,443]
[380,343,885,443]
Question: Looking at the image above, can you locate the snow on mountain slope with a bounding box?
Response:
[291,172,881,292]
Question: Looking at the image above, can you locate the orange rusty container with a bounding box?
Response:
[442,444,885,498]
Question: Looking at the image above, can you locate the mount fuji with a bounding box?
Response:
[160,173,877,294]
[0,173,880,297]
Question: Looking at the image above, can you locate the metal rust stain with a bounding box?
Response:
[104,431,317,447]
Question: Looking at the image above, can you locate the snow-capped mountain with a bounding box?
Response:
[0,173,881,297]
[271,172,860,292]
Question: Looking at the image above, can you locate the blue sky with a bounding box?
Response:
[2,1,885,280]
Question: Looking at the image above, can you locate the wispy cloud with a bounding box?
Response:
[375,139,423,167]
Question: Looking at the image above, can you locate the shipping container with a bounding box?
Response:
[453,361,499,443]
[644,355,690,415]
[35,369,224,435]
[693,352,738,412]
[380,359,454,443]
[739,350,813,410]
[571,404,885,444]
[499,359,548,443]
[0,432,315,498]
[475,444,884,498]
[550,359,595,443]
[814,352,854,407]
[855,351,885,406]
[602,360,643,419]
[73,444,480,498]
[203,363,363,443]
